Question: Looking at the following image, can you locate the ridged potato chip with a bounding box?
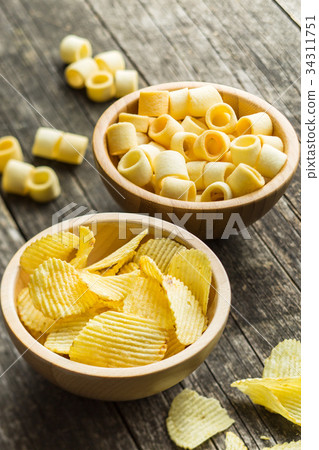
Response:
[118,262,139,274]
[162,275,206,345]
[100,250,136,276]
[69,311,168,367]
[266,441,301,449]
[17,287,54,334]
[165,328,185,358]
[79,270,138,302]
[124,276,173,329]
[167,248,212,315]
[20,231,79,274]
[231,377,301,425]
[139,255,164,283]
[70,226,95,269]
[86,229,148,272]
[44,312,94,354]
[134,238,184,273]
[29,258,98,319]
[263,339,301,378]
[166,389,234,449]
[225,431,247,449]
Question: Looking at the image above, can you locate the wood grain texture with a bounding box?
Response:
[0,0,300,448]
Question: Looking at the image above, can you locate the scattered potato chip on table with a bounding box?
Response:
[225,431,247,449]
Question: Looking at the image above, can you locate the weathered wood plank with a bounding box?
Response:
[271,0,301,26]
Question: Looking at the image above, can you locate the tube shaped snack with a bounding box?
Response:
[205,103,237,134]
[186,161,207,190]
[85,71,115,102]
[230,135,261,167]
[170,132,197,161]
[60,35,92,64]
[226,163,265,197]
[192,130,230,162]
[160,177,196,201]
[255,144,287,178]
[203,162,235,188]
[169,88,189,120]
[236,112,273,136]
[65,57,99,89]
[181,116,208,135]
[94,51,125,74]
[188,85,223,117]
[2,160,34,195]
[0,136,23,173]
[258,135,284,152]
[107,122,137,156]
[27,166,61,202]
[138,143,161,169]
[119,113,150,133]
[115,70,138,97]
[138,91,169,116]
[118,148,153,187]
[148,114,183,148]
[32,127,63,159]
[56,133,89,164]
[154,150,189,184]
[201,181,233,201]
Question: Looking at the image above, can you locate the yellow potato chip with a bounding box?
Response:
[265,441,301,449]
[100,300,124,311]
[69,311,168,367]
[231,377,301,426]
[100,250,136,276]
[162,275,206,345]
[79,270,138,302]
[165,328,185,358]
[139,255,164,283]
[225,431,247,450]
[17,287,54,334]
[124,276,174,329]
[166,389,234,449]
[44,312,94,354]
[134,238,184,273]
[86,229,148,272]
[20,231,79,274]
[167,248,212,314]
[263,339,301,378]
[118,262,140,274]
[70,226,95,269]
[29,258,98,319]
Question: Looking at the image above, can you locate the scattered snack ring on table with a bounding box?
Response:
[27,166,61,202]
[85,71,115,102]
[94,50,125,74]
[60,35,92,64]
[17,228,213,368]
[0,136,23,173]
[2,160,34,196]
[104,85,287,202]
[115,70,139,98]
[32,127,63,159]
[65,57,99,89]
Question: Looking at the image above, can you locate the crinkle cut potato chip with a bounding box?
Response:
[124,276,173,329]
[263,339,301,378]
[165,328,185,359]
[118,262,139,274]
[20,231,79,274]
[139,255,164,283]
[29,258,98,319]
[85,228,148,272]
[69,311,168,367]
[225,431,247,450]
[17,287,54,334]
[134,237,184,273]
[70,226,95,269]
[44,312,94,355]
[231,377,301,426]
[79,270,139,301]
[265,441,301,449]
[167,248,212,314]
[162,275,206,345]
[166,389,234,449]
[100,250,136,276]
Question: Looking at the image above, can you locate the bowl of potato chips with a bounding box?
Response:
[1,213,231,400]
[93,81,300,239]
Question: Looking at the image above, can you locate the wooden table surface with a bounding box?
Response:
[0,0,301,448]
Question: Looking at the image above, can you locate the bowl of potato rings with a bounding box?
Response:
[1,213,231,400]
[93,82,300,238]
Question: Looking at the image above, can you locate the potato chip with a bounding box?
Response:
[118,262,139,274]
[167,248,212,314]
[166,389,234,449]
[70,226,95,269]
[20,231,79,274]
[165,328,185,358]
[86,229,148,272]
[79,270,138,302]
[225,431,247,450]
[162,275,206,345]
[17,287,54,334]
[263,339,301,378]
[100,250,136,276]
[69,311,168,367]
[29,258,98,319]
[44,312,93,354]
[124,276,173,329]
[231,377,301,426]
[134,238,184,273]
[266,441,301,449]
[139,255,164,283]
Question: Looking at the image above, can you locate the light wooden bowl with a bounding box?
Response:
[93,82,300,239]
[1,213,231,401]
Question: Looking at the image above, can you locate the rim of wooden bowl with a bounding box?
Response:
[93,81,300,211]
[1,213,231,379]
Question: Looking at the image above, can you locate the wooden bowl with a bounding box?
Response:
[1,213,231,401]
[93,82,300,239]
